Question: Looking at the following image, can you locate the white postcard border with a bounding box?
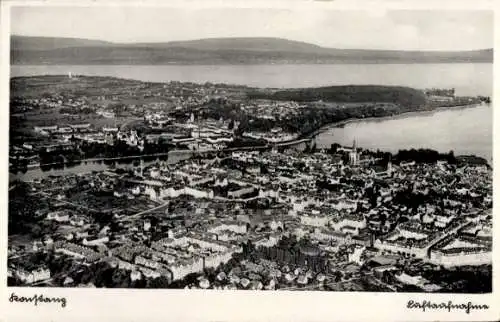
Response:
[1,1,498,322]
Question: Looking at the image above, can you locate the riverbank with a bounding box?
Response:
[10,152,173,172]
[9,151,193,182]
[9,144,274,181]
[307,103,487,139]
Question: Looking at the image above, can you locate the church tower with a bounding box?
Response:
[349,139,358,166]
[387,155,393,176]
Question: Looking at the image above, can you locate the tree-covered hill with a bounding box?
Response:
[247,85,427,109]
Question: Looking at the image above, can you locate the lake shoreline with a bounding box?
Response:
[309,103,487,138]
[10,103,491,181]
[312,103,492,165]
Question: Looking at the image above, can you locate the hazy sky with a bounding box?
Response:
[11,7,493,50]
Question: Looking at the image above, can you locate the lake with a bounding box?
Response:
[10,63,493,179]
[315,104,493,162]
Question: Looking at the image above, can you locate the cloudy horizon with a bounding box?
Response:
[11,7,493,51]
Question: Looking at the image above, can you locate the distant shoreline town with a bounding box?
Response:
[8,74,492,292]
[9,75,490,174]
[9,102,490,176]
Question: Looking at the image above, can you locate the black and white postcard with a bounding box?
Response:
[1,1,498,321]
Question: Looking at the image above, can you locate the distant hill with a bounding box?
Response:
[137,37,325,53]
[11,36,114,51]
[11,35,494,65]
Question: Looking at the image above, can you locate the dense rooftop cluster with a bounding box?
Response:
[8,142,492,291]
[8,76,492,292]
